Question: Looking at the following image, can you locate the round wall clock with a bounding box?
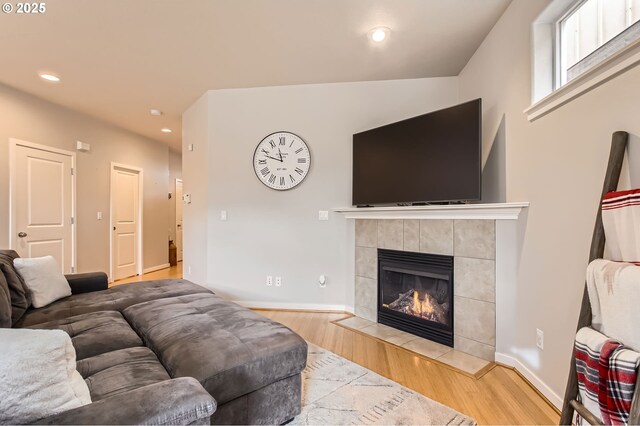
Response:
[253,131,311,190]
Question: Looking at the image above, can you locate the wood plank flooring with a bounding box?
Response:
[112,264,560,425]
[259,310,559,425]
[110,262,183,286]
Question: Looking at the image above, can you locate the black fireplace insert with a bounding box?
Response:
[377,249,454,347]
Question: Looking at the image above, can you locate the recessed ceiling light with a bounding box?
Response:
[369,27,390,43]
[39,73,60,82]
[161,128,172,133]
[150,109,163,116]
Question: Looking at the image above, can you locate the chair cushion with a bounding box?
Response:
[77,347,171,402]
[0,250,31,325]
[0,271,12,328]
[16,279,211,327]
[123,293,308,405]
[27,311,143,360]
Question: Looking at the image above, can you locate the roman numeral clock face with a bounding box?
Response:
[253,132,311,190]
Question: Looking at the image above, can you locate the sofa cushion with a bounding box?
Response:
[0,271,12,328]
[0,250,31,325]
[77,347,171,402]
[27,311,143,360]
[123,293,308,405]
[16,279,211,327]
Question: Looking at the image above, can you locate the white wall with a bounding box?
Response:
[459,0,640,403]
[182,93,210,285]
[0,82,172,275]
[168,150,182,243]
[182,78,459,308]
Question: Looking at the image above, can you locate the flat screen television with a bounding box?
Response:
[352,99,482,206]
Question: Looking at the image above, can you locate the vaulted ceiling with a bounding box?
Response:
[0,0,511,151]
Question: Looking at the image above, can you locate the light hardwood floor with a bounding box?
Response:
[112,264,560,425]
[110,262,183,286]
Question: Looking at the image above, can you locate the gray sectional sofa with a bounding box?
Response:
[0,250,308,425]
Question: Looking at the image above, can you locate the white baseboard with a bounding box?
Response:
[143,263,171,274]
[495,352,562,409]
[234,300,354,313]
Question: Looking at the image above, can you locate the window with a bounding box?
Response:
[558,0,640,85]
[527,0,640,120]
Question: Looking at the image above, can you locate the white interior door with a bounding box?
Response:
[111,164,142,280]
[12,142,74,273]
[175,179,183,262]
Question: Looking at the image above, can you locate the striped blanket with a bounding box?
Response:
[602,189,640,263]
[575,327,640,425]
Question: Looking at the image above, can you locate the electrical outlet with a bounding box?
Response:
[318,211,329,221]
[275,276,282,287]
[266,276,273,286]
[536,328,544,350]
[319,275,326,288]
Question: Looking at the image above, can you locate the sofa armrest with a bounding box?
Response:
[65,272,108,294]
[33,377,216,425]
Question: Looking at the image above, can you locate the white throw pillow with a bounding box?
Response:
[14,256,71,308]
[0,328,92,424]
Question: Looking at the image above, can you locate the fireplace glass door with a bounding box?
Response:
[378,249,454,346]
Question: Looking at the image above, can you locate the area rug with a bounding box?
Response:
[292,344,476,425]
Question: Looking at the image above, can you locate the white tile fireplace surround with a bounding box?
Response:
[335,203,529,363]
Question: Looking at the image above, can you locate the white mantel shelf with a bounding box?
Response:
[334,202,529,220]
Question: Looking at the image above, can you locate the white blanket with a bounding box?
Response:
[587,259,640,351]
[0,328,91,424]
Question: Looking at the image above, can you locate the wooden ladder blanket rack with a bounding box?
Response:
[559,131,640,425]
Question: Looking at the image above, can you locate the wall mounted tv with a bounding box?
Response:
[352,99,482,206]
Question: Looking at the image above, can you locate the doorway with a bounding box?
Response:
[175,178,183,262]
[10,139,76,273]
[110,163,143,281]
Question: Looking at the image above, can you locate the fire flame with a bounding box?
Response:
[412,291,420,314]
[412,291,434,316]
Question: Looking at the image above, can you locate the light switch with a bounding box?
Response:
[97,212,103,220]
[220,210,227,221]
[188,144,194,152]
[318,211,329,221]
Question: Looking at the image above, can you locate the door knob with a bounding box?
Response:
[18,232,27,238]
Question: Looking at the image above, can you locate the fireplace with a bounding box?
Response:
[377,249,454,347]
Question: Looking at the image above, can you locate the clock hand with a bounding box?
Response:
[264,155,282,162]
[278,148,283,162]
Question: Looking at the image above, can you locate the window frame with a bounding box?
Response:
[526,0,640,121]
[555,0,587,87]
[555,0,640,86]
